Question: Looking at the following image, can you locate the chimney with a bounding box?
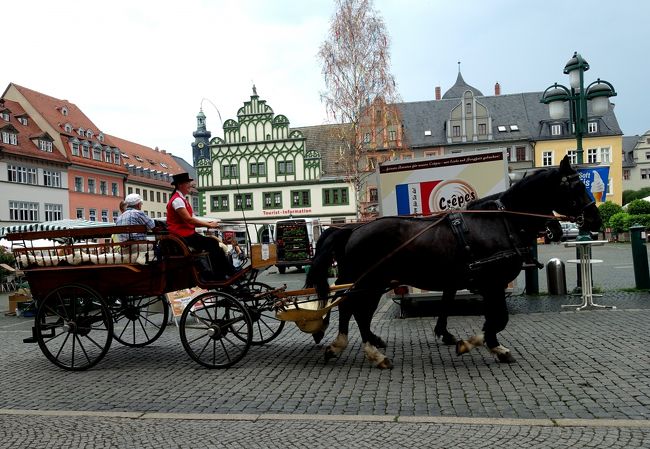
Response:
[155,146,159,152]
[435,86,441,100]
[494,82,501,96]
[161,149,166,154]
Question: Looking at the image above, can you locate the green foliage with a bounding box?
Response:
[626,199,650,215]
[629,214,650,228]
[608,212,629,232]
[0,246,14,265]
[597,201,623,228]
[622,188,650,205]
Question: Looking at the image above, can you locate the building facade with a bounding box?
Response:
[622,131,650,192]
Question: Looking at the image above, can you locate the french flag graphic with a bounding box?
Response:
[395,181,441,216]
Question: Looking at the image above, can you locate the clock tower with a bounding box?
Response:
[191,109,211,165]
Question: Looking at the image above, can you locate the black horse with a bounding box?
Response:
[305,156,601,368]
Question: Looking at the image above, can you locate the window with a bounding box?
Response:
[77,127,84,136]
[64,123,72,132]
[587,148,598,164]
[38,140,53,152]
[162,192,167,203]
[92,147,102,160]
[466,103,472,115]
[104,149,112,162]
[369,187,378,202]
[75,177,84,192]
[588,122,598,133]
[478,123,487,135]
[509,125,519,131]
[367,156,377,170]
[542,151,553,167]
[88,178,96,194]
[82,142,90,158]
[364,133,371,143]
[222,164,239,178]
[234,193,253,211]
[263,192,282,209]
[61,107,68,116]
[567,150,577,165]
[497,125,507,132]
[156,191,161,202]
[112,182,119,196]
[113,210,119,222]
[8,165,37,184]
[249,162,266,176]
[1,130,18,145]
[76,209,84,219]
[9,201,38,221]
[623,169,630,181]
[44,203,63,221]
[89,209,97,221]
[142,190,148,201]
[389,130,396,141]
[515,146,526,162]
[17,117,28,126]
[101,209,108,223]
[71,141,80,156]
[641,169,650,180]
[113,150,121,165]
[43,170,61,188]
[599,147,611,163]
[1,111,9,121]
[100,180,107,195]
[277,160,294,175]
[291,190,310,207]
[210,195,229,212]
[87,130,93,138]
[453,126,461,137]
[323,187,349,206]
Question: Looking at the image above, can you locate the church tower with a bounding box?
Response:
[191,109,211,165]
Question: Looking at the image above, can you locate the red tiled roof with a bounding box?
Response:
[0,99,68,164]
[106,133,187,186]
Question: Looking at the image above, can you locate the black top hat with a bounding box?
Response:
[171,173,194,185]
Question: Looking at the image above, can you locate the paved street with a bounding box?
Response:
[0,242,649,448]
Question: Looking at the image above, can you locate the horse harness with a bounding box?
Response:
[447,199,543,285]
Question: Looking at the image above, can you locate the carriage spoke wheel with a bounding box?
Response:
[179,291,252,368]
[110,295,169,347]
[232,282,285,345]
[35,284,113,371]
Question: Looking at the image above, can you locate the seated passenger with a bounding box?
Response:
[115,193,156,242]
[166,173,234,281]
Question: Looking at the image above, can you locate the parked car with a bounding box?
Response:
[273,218,322,274]
[559,221,598,241]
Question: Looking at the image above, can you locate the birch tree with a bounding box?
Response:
[318,0,404,219]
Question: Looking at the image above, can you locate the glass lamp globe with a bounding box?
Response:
[549,101,565,120]
[592,96,610,115]
[569,69,581,89]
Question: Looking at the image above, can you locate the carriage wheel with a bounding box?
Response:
[110,295,169,347]
[232,282,285,345]
[179,291,252,368]
[35,284,113,371]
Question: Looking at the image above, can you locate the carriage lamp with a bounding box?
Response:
[540,52,617,165]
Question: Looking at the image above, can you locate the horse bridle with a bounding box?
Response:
[558,173,595,227]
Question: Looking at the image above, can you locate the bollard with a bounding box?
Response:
[630,225,650,289]
[546,258,567,295]
[524,243,539,294]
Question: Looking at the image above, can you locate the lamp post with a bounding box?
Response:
[540,52,617,165]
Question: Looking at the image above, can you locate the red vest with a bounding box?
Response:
[166,191,195,237]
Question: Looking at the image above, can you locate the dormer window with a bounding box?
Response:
[17,116,28,126]
[497,125,507,132]
[39,139,53,152]
[588,122,598,133]
[64,123,72,133]
[1,111,10,122]
[551,124,562,136]
[77,127,85,136]
[113,150,121,164]
[98,133,104,142]
[1,129,18,145]
[92,145,102,161]
[104,147,111,162]
[160,162,168,169]
[509,125,519,131]
[82,141,90,158]
[61,106,68,116]
[71,140,80,156]
[86,129,93,138]
[135,155,143,162]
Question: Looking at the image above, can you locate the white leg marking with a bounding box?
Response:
[328,333,348,356]
[363,342,390,368]
[457,333,485,355]
[489,345,510,356]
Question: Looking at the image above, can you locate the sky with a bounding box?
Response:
[3,0,649,166]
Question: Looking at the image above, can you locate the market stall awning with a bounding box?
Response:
[0,219,114,238]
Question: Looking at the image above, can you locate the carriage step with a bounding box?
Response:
[23,336,37,343]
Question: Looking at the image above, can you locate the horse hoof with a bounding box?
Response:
[312,330,325,344]
[496,352,516,363]
[456,340,469,355]
[376,358,393,369]
[441,334,458,345]
[324,349,336,362]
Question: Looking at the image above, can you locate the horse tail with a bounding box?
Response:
[305,226,352,299]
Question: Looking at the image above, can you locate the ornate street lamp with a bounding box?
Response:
[541,52,617,164]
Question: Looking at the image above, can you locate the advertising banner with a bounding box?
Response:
[379,150,509,216]
[577,166,610,204]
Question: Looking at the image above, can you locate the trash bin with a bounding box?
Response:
[546,258,567,295]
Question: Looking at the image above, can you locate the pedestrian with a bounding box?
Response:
[166,173,233,281]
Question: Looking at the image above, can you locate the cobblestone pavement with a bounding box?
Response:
[0,242,649,447]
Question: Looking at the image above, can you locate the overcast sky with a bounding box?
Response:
[3,0,648,166]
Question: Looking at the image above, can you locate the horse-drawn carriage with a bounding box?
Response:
[6,225,348,371]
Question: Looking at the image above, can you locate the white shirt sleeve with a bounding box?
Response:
[172,197,186,210]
